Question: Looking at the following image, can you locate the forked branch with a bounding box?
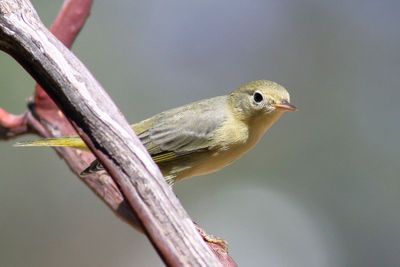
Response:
[0,0,236,266]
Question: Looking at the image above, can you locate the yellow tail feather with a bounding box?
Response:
[14,136,88,150]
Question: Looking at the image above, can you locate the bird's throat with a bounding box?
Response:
[247,111,284,146]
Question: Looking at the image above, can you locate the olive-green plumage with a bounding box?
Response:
[15,80,296,185]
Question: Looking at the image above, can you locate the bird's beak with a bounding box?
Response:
[275,100,298,112]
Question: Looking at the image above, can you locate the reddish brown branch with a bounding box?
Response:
[50,0,93,48]
[0,0,236,266]
[0,108,25,128]
[0,109,28,138]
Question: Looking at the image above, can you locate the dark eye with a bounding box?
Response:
[253,91,264,103]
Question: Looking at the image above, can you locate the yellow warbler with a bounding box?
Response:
[16,80,296,185]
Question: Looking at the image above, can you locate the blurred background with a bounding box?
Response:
[1,0,399,266]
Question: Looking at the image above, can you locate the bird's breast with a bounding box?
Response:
[181,111,286,179]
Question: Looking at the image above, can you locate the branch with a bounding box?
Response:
[34,0,93,111]
[0,0,236,266]
[0,108,29,138]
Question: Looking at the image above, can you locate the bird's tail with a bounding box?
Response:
[14,136,88,150]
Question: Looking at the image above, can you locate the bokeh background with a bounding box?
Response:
[1,0,399,266]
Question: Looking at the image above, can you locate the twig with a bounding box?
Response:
[0,109,29,138]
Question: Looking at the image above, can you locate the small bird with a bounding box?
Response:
[16,80,296,185]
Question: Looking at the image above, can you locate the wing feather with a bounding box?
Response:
[137,96,227,163]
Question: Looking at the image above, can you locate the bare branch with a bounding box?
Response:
[0,109,29,138]
[0,0,226,266]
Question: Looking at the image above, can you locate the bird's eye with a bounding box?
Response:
[253,91,264,103]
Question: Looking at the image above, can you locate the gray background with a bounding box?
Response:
[1,0,399,266]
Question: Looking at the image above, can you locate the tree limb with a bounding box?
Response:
[0,0,237,266]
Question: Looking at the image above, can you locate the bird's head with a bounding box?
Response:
[229,80,297,121]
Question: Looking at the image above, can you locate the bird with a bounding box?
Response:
[16,80,297,185]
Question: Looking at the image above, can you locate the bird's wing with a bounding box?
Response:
[134,96,227,163]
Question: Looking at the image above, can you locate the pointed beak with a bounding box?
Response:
[275,100,298,112]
